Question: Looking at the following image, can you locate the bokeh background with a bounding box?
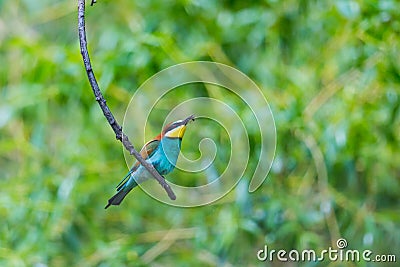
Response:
[1,0,399,266]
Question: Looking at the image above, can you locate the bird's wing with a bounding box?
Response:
[137,138,160,163]
[115,139,160,190]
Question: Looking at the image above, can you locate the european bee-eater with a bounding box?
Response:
[105,115,195,209]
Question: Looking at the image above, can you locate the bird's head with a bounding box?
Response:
[162,114,195,139]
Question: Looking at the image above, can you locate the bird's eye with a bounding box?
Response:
[164,123,176,133]
[170,123,179,131]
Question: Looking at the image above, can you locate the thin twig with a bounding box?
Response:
[77,0,176,200]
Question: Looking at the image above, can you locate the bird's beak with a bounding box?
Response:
[164,115,196,139]
[183,114,196,126]
[176,115,195,138]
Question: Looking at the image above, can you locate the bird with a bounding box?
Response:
[105,115,195,209]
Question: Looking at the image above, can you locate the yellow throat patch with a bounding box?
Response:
[165,125,187,138]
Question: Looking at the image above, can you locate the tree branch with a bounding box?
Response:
[77,0,176,200]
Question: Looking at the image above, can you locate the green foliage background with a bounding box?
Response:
[1,0,399,266]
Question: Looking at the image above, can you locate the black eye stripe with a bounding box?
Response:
[164,123,179,133]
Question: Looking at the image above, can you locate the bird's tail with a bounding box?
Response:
[105,188,131,209]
